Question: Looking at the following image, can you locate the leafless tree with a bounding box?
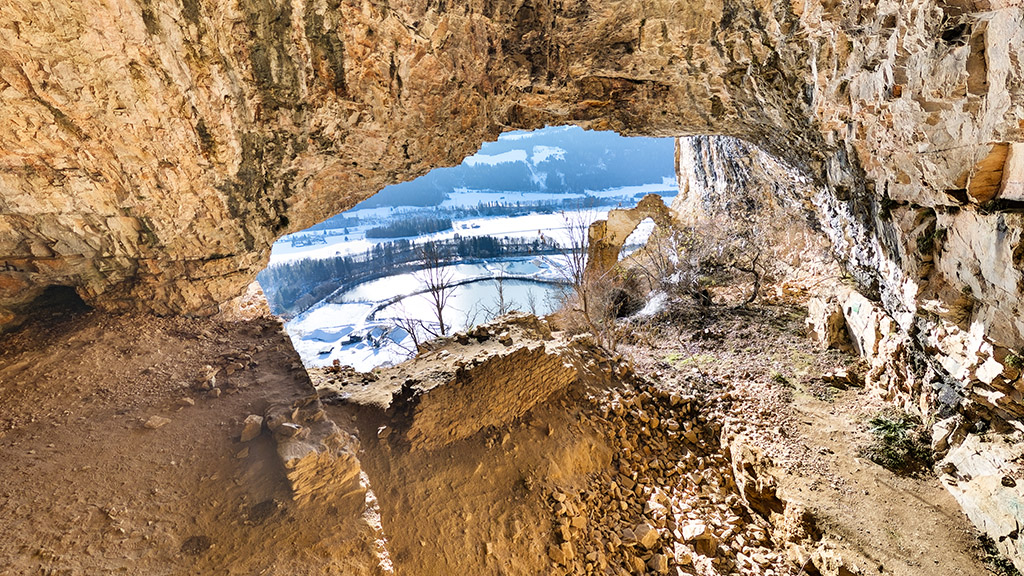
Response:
[560,209,592,312]
[525,288,538,315]
[463,301,483,331]
[418,242,456,337]
[481,263,519,321]
[557,209,621,349]
[388,301,424,355]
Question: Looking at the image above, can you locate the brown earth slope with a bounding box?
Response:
[0,306,386,575]
[0,296,999,575]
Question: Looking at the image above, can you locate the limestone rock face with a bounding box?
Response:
[806,297,850,351]
[1,0,1023,345]
[941,432,1024,572]
[672,135,817,227]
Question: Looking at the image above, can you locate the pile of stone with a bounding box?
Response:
[544,380,788,576]
[192,348,260,397]
[544,373,860,576]
[264,394,365,506]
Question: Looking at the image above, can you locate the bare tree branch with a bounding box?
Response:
[418,242,456,337]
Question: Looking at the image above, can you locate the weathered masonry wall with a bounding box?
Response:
[403,343,579,451]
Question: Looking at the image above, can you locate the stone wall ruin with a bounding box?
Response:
[586,193,675,277]
[330,314,623,452]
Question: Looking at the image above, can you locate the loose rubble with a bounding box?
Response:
[240,414,264,442]
[540,378,798,576]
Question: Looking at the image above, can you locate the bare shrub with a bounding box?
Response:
[552,209,627,350]
[624,199,821,306]
[386,243,457,357]
[480,264,520,322]
[418,242,456,337]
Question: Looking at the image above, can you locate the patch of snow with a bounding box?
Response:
[531,145,567,164]
[268,187,678,266]
[529,170,548,188]
[636,292,668,317]
[498,126,573,141]
[284,260,565,369]
[462,149,528,167]
[585,180,678,198]
[269,235,376,265]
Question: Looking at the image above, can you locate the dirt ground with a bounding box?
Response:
[0,305,386,576]
[621,301,991,576]
[306,298,995,576]
[0,292,1000,575]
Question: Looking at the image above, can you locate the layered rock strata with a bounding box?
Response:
[395,342,580,451]
[1,0,1023,344]
[4,2,1024,565]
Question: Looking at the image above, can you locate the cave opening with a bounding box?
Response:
[256,126,678,370]
[11,285,91,327]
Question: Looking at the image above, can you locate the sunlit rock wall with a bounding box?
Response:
[674,127,1024,572]
[1,0,1023,351]
[672,135,818,224]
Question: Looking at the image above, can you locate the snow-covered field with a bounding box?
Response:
[284,257,569,370]
[587,178,677,198]
[268,185,675,266]
[266,124,678,369]
[271,186,673,369]
[438,189,584,208]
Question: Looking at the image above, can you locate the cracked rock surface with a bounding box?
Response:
[2,1,1023,358]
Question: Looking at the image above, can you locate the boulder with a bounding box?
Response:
[806,298,850,350]
[634,522,659,549]
[240,414,264,442]
[143,415,171,429]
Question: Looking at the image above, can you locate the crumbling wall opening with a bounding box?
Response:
[585,194,675,278]
[618,217,657,262]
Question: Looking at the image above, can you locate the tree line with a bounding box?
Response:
[257,234,561,316]
[365,216,453,238]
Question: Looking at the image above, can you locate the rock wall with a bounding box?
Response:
[675,126,1024,423]
[4,0,1024,502]
[803,283,1024,571]
[2,0,1023,338]
[265,396,366,504]
[677,130,1024,569]
[319,313,629,452]
[400,342,580,451]
[673,135,818,226]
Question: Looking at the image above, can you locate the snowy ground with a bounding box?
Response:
[267,185,675,266]
[285,257,569,370]
[271,178,673,369]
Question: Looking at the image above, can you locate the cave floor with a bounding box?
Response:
[0,298,998,575]
[621,302,989,576]
[0,308,383,575]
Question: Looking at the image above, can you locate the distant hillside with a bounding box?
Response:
[355,127,676,208]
